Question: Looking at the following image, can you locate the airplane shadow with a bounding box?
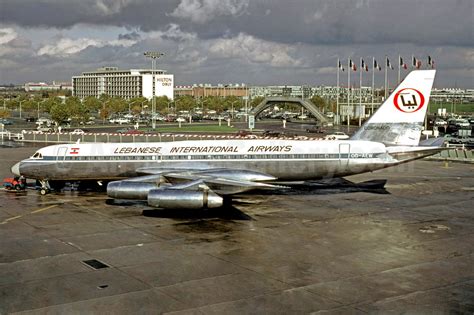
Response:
[106,198,253,220]
[250,178,390,196]
[106,178,389,221]
[142,204,253,221]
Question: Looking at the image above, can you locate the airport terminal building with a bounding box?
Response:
[72,67,174,100]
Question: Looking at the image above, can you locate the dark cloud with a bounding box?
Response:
[0,0,472,87]
[0,0,176,29]
[1,0,472,46]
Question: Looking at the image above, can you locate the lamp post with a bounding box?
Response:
[201,98,209,116]
[37,99,47,119]
[101,99,111,124]
[144,51,164,129]
[19,100,26,119]
[167,100,174,113]
[230,100,239,119]
[174,98,180,115]
[128,100,139,115]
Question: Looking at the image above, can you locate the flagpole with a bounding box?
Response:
[384,56,388,99]
[398,55,401,84]
[347,58,350,131]
[359,57,362,127]
[372,57,375,116]
[336,58,340,126]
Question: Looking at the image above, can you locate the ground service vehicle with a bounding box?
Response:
[3,176,26,191]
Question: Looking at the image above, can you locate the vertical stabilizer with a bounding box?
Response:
[351,70,436,146]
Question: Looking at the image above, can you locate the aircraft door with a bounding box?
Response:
[339,143,350,167]
[56,146,69,170]
[56,147,68,162]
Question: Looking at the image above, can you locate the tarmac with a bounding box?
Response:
[0,144,473,314]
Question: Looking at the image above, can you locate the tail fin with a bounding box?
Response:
[351,70,436,146]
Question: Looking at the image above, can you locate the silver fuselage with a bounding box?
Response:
[14,139,400,181]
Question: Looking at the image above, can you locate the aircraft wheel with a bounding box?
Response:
[40,188,49,195]
[15,184,22,191]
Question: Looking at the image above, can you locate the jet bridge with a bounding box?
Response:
[250,97,329,124]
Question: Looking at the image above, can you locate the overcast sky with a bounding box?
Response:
[0,0,472,88]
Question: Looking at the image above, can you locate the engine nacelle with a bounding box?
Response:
[107,181,159,200]
[147,189,223,209]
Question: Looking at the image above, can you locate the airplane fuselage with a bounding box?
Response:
[15,139,395,182]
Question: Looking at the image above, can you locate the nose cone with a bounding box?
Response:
[11,162,21,176]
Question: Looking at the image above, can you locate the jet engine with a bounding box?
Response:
[107,181,161,200]
[107,179,223,209]
[147,189,223,209]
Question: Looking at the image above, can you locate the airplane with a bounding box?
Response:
[11,70,443,210]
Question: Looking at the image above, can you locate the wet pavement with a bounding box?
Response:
[0,146,473,314]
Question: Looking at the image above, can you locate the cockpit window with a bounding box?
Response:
[32,152,43,159]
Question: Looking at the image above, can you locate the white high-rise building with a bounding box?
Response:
[72,67,174,100]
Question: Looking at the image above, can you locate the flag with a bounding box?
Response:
[361,59,368,71]
[386,57,393,69]
[399,56,407,69]
[338,60,345,71]
[416,59,422,69]
[428,56,434,68]
[374,59,381,70]
[350,59,357,71]
[411,55,422,69]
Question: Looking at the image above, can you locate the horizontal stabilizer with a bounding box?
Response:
[386,145,445,162]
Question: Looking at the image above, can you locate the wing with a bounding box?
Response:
[107,168,287,209]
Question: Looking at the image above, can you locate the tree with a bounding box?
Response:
[128,97,148,114]
[131,104,142,115]
[99,107,111,122]
[310,96,326,110]
[6,98,27,110]
[206,96,224,113]
[108,97,127,114]
[21,99,37,113]
[250,96,264,109]
[175,95,196,112]
[66,97,89,124]
[43,97,63,114]
[83,96,102,113]
[154,96,170,113]
[224,96,241,112]
[0,109,10,118]
[328,100,336,113]
[50,103,70,125]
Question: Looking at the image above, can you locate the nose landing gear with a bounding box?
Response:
[38,180,51,195]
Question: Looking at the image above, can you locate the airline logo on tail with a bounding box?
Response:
[394,88,425,113]
[351,70,436,146]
